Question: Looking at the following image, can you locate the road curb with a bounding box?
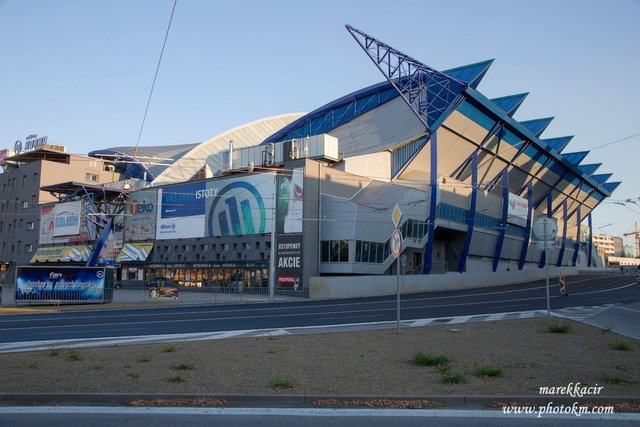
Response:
[0,393,638,408]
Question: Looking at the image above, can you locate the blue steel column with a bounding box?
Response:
[423,132,438,274]
[571,206,581,266]
[492,168,509,272]
[518,181,533,270]
[458,152,477,273]
[539,192,553,268]
[588,213,593,267]
[556,200,568,267]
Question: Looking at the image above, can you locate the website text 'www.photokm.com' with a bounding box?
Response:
[501,383,614,417]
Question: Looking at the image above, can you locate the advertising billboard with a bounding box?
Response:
[507,193,529,227]
[30,245,91,263]
[276,168,303,234]
[156,182,206,239]
[205,172,276,237]
[125,190,157,241]
[15,266,105,302]
[40,204,91,244]
[116,242,154,262]
[276,233,303,288]
[53,201,82,236]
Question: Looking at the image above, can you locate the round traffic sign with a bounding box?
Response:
[390,229,403,257]
[533,217,558,242]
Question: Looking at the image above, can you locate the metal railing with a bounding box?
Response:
[1,284,306,307]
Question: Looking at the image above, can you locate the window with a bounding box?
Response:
[0,221,3,232]
[33,172,38,182]
[22,175,27,186]
[328,240,349,263]
[22,200,28,209]
[27,222,34,230]
[17,241,22,253]
[86,173,98,182]
[19,219,23,228]
[31,195,36,207]
[321,241,329,262]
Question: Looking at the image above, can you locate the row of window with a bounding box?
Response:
[159,241,268,253]
[0,196,37,212]
[0,241,33,253]
[2,173,38,190]
[355,240,390,264]
[437,203,528,237]
[320,240,349,262]
[0,220,35,233]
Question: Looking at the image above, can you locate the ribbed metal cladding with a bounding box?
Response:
[329,96,425,160]
[391,136,428,177]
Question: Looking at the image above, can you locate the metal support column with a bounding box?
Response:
[587,213,593,267]
[572,206,581,266]
[518,181,533,270]
[492,168,509,272]
[539,193,553,268]
[556,200,568,267]
[423,131,438,274]
[458,152,477,273]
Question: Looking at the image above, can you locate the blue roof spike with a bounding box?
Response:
[543,136,574,153]
[443,59,494,89]
[563,151,590,165]
[578,163,602,176]
[519,117,554,137]
[603,182,621,193]
[592,173,613,185]
[490,93,529,117]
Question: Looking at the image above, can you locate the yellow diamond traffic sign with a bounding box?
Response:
[392,203,403,229]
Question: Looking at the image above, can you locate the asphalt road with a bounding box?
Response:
[0,407,639,427]
[0,273,638,345]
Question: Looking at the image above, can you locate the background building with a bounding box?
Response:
[0,141,121,284]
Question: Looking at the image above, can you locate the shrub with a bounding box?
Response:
[67,350,83,361]
[412,351,449,366]
[545,321,572,333]
[271,377,294,389]
[167,374,185,383]
[172,362,194,371]
[601,374,634,385]
[474,364,503,378]
[610,339,632,351]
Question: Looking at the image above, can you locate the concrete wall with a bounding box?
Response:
[309,264,589,299]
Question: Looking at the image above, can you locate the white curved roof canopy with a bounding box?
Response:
[151,113,305,185]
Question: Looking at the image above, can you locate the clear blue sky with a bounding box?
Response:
[1,0,639,248]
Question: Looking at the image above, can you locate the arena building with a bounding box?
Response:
[3,27,620,299]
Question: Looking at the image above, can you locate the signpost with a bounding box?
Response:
[391,203,403,334]
[533,217,558,317]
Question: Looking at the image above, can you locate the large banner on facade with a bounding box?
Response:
[507,193,529,227]
[276,168,303,234]
[205,172,276,237]
[276,233,303,289]
[15,266,105,302]
[40,205,91,244]
[53,201,82,236]
[156,182,206,239]
[125,190,157,241]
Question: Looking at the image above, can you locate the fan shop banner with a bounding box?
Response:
[53,201,82,237]
[507,193,529,227]
[205,172,276,237]
[15,266,105,302]
[156,182,206,239]
[125,190,157,241]
[276,233,303,289]
[276,168,303,234]
[40,204,90,244]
